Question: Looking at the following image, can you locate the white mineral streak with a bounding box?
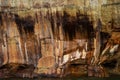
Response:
[62,54,69,65]
[75,49,81,59]
[82,49,87,59]
[25,42,28,64]
[93,38,97,59]
[18,38,24,63]
[101,45,110,56]
[110,44,119,54]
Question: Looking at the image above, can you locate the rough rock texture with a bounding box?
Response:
[0,0,119,78]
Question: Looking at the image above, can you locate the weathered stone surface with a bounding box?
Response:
[0,0,119,78]
[36,56,56,74]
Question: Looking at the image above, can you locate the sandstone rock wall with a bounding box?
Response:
[0,0,119,77]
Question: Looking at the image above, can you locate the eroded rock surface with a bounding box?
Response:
[0,0,119,78]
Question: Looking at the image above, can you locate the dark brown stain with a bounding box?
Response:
[0,13,3,26]
[47,10,94,41]
[14,14,35,36]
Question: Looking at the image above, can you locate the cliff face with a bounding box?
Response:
[0,0,120,78]
[0,9,94,76]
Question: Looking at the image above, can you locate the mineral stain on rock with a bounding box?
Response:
[0,0,120,79]
[15,14,35,35]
